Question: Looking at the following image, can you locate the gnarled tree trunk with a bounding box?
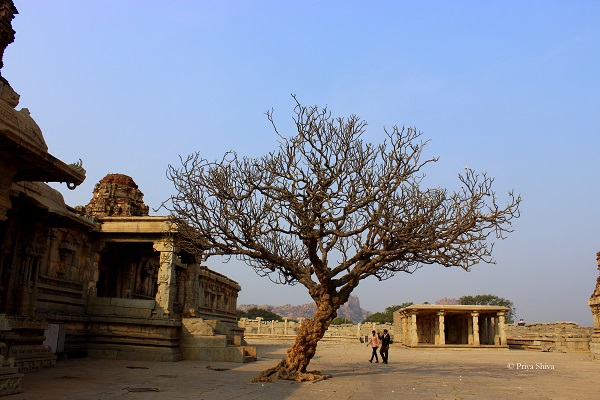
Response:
[251,299,338,382]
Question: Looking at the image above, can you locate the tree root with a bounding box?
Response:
[251,360,331,383]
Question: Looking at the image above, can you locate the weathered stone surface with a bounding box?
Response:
[87,344,182,362]
[180,346,250,363]
[0,372,22,397]
[180,318,256,362]
[83,173,149,217]
[0,0,17,72]
[589,252,600,360]
[0,327,23,396]
[506,322,592,352]
[86,298,155,319]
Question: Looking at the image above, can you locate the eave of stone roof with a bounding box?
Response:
[0,127,86,189]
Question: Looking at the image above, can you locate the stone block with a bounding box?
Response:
[180,335,227,348]
[0,373,23,396]
[112,306,152,319]
[110,298,154,309]
[87,297,112,307]
[88,344,182,362]
[590,335,600,360]
[116,348,181,362]
[181,318,215,337]
[86,348,118,360]
[86,304,116,316]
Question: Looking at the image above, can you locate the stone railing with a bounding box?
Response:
[238,318,392,341]
[506,322,593,353]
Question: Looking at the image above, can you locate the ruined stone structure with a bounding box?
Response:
[589,252,600,360]
[82,174,149,217]
[506,322,592,353]
[0,3,253,395]
[239,318,391,342]
[393,304,509,348]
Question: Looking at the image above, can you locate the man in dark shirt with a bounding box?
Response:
[378,329,391,364]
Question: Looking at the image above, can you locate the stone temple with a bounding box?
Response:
[0,1,253,396]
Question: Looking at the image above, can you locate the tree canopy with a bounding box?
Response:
[237,307,284,322]
[165,98,520,382]
[459,294,516,324]
[363,303,414,323]
[330,317,353,325]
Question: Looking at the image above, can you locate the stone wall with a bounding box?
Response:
[506,322,592,353]
[180,318,255,363]
[184,265,239,322]
[239,318,391,341]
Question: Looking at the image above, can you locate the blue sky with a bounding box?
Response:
[4,1,599,325]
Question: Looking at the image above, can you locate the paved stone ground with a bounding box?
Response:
[6,339,600,400]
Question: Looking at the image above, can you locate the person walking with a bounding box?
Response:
[378,329,391,364]
[366,330,380,363]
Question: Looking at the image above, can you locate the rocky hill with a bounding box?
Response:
[238,294,371,323]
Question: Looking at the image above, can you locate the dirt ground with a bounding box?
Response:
[6,339,600,400]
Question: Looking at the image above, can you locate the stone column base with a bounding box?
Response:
[0,363,23,396]
[590,334,600,360]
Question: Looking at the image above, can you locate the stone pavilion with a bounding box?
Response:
[393,304,509,348]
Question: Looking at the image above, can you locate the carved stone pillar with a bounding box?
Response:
[403,315,409,344]
[436,311,445,345]
[589,252,600,360]
[497,312,506,346]
[471,311,480,346]
[409,311,418,345]
[284,318,289,335]
[467,313,473,344]
[256,317,262,334]
[493,316,500,345]
[0,158,16,222]
[152,240,178,317]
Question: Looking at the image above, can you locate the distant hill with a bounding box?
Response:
[238,294,371,323]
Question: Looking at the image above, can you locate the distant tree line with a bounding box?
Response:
[459,294,516,324]
[362,302,416,323]
[330,317,353,325]
[237,307,284,321]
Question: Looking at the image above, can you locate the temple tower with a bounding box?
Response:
[84,173,149,217]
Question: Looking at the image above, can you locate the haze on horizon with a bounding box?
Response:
[4,1,599,325]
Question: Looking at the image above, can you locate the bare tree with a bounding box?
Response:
[165,97,521,382]
[435,297,461,305]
